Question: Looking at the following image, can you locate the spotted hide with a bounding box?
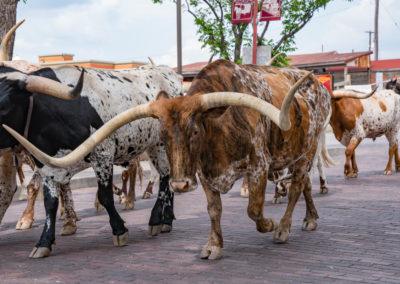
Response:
[0,63,182,258]
[149,59,332,259]
[330,89,400,177]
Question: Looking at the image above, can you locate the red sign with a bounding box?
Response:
[231,0,253,24]
[315,73,334,92]
[260,0,281,22]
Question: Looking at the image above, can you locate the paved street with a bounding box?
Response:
[1,136,400,283]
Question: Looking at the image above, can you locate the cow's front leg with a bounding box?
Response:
[247,172,277,232]
[384,135,399,175]
[148,175,174,235]
[147,147,174,235]
[301,175,319,231]
[274,167,305,243]
[344,137,361,178]
[200,181,223,260]
[29,178,59,258]
[394,141,400,172]
[59,183,80,236]
[16,171,40,230]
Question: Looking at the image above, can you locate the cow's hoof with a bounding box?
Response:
[119,196,126,204]
[148,225,162,236]
[29,247,51,259]
[272,196,283,204]
[274,227,290,243]
[113,231,129,247]
[61,221,77,236]
[396,166,400,172]
[161,224,172,233]
[240,187,249,197]
[256,218,277,233]
[345,172,358,178]
[142,191,152,199]
[384,169,392,175]
[16,217,34,230]
[200,245,222,260]
[123,201,134,210]
[59,208,65,220]
[94,202,105,213]
[319,186,328,194]
[302,218,318,231]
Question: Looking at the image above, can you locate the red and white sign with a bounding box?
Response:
[260,0,281,22]
[231,0,253,24]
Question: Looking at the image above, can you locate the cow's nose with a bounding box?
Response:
[170,180,189,193]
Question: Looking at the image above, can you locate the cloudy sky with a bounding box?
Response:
[13,0,400,67]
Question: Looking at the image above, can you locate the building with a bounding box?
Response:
[38,53,146,70]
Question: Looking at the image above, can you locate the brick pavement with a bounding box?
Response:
[1,139,400,283]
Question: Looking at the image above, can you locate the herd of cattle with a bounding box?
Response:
[0,20,399,260]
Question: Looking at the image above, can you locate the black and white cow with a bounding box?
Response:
[0,63,182,258]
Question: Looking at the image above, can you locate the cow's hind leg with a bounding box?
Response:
[318,155,328,194]
[124,161,137,210]
[59,183,79,236]
[29,178,59,259]
[92,159,129,247]
[302,175,319,231]
[247,172,277,232]
[344,137,361,178]
[199,179,223,260]
[147,146,174,235]
[16,171,41,230]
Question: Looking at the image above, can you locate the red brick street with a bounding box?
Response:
[1,136,399,283]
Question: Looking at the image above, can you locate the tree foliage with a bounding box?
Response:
[151,0,353,65]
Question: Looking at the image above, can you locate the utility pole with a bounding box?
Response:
[252,0,258,64]
[177,0,182,74]
[374,0,379,60]
[365,30,373,51]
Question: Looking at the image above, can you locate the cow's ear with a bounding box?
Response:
[156,91,171,100]
[201,106,229,120]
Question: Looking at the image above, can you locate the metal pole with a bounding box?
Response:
[177,0,182,74]
[252,0,258,64]
[374,0,379,60]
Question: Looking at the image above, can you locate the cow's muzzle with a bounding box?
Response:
[169,177,197,193]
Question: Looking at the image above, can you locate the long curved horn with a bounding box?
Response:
[6,69,84,100]
[183,83,191,93]
[2,103,152,168]
[331,86,377,99]
[0,19,25,61]
[200,71,313,131]
[266,52,282,66]
[148,57,155,66]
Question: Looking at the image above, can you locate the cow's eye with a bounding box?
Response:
[193,130,199,136]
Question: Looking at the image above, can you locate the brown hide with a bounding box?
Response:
[330,98,364,142]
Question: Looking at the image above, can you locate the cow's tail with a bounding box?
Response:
[320,106,338,167]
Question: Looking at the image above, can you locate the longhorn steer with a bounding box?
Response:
[12,60,334,260]
[0,62,182,258]
[330,89,399,177]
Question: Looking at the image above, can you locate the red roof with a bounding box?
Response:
[370,59,400,70]
[287,51,372,66]
[174,61,208,73]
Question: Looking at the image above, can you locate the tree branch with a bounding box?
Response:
[274,13,313,50]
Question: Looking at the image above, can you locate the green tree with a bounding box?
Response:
[151,0,352,65]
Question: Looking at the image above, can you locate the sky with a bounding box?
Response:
[12,0,400,67]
